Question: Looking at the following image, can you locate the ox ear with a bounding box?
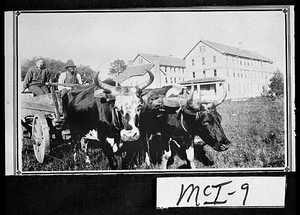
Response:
[94,89,108,103]
[94,89,106,98]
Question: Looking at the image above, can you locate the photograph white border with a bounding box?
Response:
[5,6,295,175]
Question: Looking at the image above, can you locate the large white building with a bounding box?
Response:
[182,39,274,100]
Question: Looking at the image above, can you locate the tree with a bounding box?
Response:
[76,65,96,84]
[269,68,284,96]
[108,59,127,78]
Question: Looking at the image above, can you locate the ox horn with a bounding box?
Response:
[214,83,227,106]
[186,83,195,109]
[137,69,154,90]
[94,71,118,95]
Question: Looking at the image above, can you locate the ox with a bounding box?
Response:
[140,84,231,169]
[61,70,154,169]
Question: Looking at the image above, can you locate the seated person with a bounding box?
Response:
[22,56,51,96]
[58,59,82,96]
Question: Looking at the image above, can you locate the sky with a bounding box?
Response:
[16,9,286,78]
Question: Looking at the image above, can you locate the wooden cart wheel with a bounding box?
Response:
[32,113,50,163]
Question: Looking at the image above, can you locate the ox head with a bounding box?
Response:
[94,70,154,142]
[163,84,231,151]
[183,84,231,151]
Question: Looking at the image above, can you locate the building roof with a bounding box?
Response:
[183,39,273,63]
[136,53,186,67]
[180,77,225,85]
[115,63,154,83]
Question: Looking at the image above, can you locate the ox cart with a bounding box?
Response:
[21,83,79,163]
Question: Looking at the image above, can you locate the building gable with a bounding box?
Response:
[133,53,185,67]
[115,63,154,83]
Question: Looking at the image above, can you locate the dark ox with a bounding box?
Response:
[61,70,154,169]
[140,84,231,169]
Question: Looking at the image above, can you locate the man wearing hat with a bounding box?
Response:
[22,56,51,96]
[58,60,82,94]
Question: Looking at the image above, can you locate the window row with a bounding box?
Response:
[226,55,272,68]
[191,69,270,80]
[191,56,216,66]
[165,77,185,84]
[192,69,218,78]
[161,66,185,74]
[227,69,270,79]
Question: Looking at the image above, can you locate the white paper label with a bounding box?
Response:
[157,176,286,208]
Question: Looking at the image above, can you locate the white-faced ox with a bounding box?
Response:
[140,84,231,169]
[61,70,154,169]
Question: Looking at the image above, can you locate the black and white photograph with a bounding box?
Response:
[5,7,294,174]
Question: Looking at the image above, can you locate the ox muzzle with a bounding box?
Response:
[120,127,140,142]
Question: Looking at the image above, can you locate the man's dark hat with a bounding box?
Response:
[65,60,76,68]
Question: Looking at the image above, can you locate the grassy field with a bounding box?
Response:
[200,96,285,169]
[22,96,285,171]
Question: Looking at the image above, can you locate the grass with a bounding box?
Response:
[204,96,285,168]
[21,96,285,171]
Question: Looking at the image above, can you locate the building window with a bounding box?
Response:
[139,58,143,64]
[174,78,177,83]
[214,69,217,77]
[228,83,230,92]
[213,55,216,63]
[192,59,194,66]
[199,46,202,52]
[203,70,206,77]
[202,57,205,65]
[165,77,168,83]
[192,71,196,78]
[233,70,235,77]
[240,59,242,65]
[203,46,206,52]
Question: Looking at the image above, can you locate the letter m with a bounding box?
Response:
[176,184,200,206]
